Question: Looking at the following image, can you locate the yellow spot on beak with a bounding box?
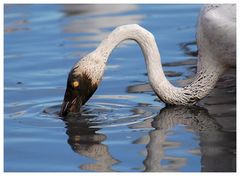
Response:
[73,81,79,88]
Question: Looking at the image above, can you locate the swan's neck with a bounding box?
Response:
[94,24,224,105]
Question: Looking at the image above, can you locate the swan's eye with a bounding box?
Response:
[72,81,79,88]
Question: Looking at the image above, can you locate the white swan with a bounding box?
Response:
[60,4,236,116]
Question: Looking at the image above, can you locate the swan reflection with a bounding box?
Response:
[131,105,235,172]
[141,106,218,171]
[63,114,118,171]
[62,104,235,172]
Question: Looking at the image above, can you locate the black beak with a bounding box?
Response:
[59,101,70,117]
[59,91,82,117]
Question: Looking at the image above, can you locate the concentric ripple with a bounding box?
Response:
[43,98,160,128]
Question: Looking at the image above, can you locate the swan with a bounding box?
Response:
[59,4,236,116]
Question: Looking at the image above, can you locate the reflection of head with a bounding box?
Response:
[63,114,118,171]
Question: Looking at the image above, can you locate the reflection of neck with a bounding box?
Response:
[143,105,220,171]
[154,106,219,131]
[95,24,224,105]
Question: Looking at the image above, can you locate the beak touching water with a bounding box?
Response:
[59,88,82,117]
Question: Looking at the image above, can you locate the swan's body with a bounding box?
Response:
[60,4,236,116]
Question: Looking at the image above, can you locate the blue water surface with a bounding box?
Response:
[4,4,236,172]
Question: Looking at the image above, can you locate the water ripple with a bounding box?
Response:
[43,100,159,129]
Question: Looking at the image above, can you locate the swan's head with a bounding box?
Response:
[59,54,103,117]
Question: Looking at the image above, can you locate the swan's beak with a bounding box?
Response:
[59,89,82,117]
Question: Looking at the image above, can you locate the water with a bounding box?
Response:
[4,4,236,172]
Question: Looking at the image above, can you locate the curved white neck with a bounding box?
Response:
[94,24,224,105]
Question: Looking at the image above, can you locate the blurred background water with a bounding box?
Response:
[4,4,236,172]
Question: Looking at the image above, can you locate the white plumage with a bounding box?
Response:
[60,4,236,115]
